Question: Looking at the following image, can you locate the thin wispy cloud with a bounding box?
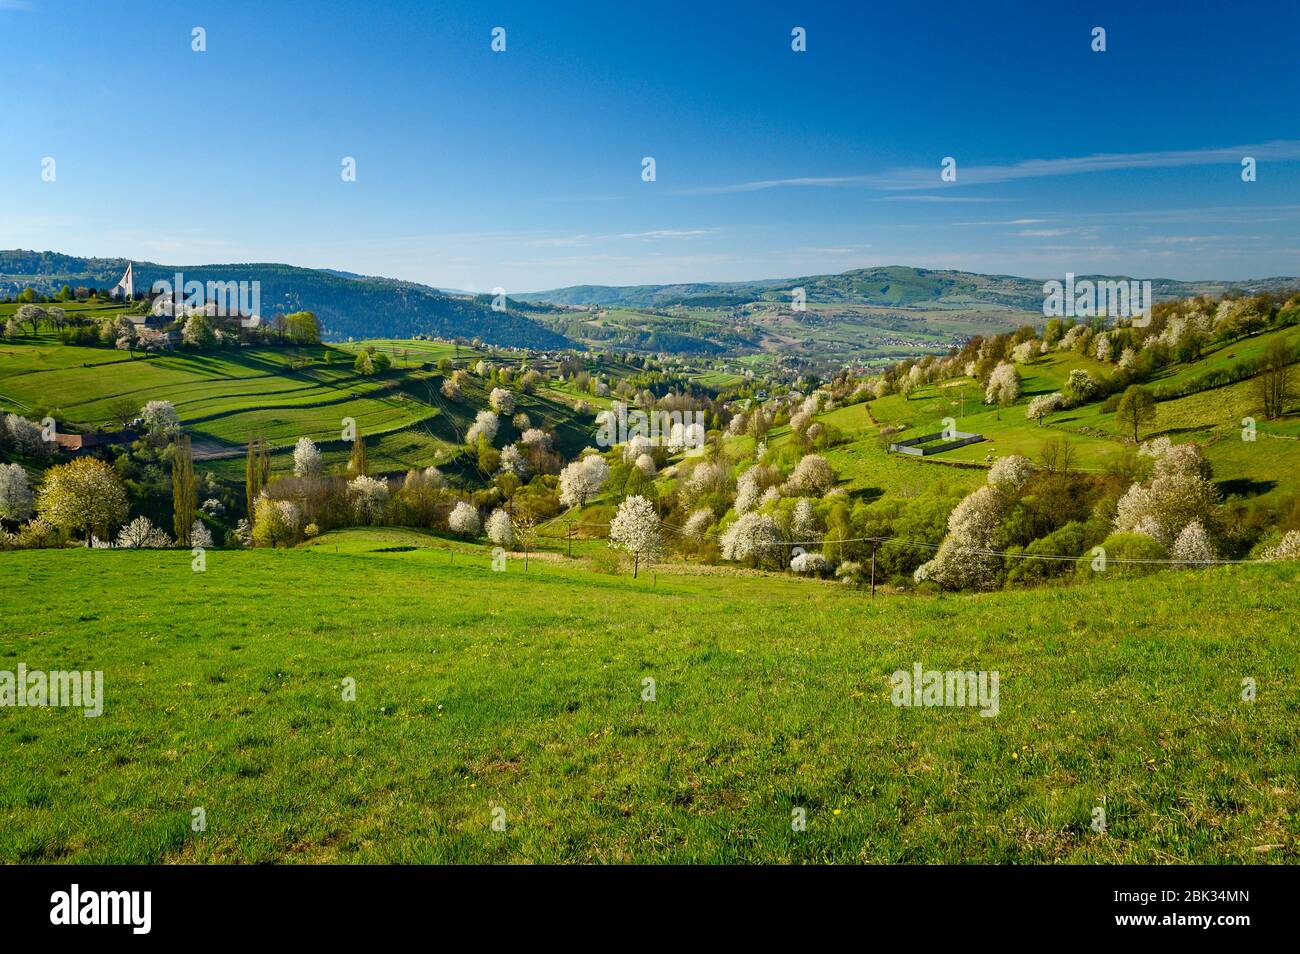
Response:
[522,234,592,248]
[679,140,1300,195]
[618,229,717,240]
[1073,203,1300,224]
[952,218,1049,227]
[877,195,1008,203]
[795,244,872,255]
[543,194,623,203]
[873,141,1300,190]
[675,175,874,195]
[1141,235,1265,245]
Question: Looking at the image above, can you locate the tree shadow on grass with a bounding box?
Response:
[1217,477,1276,499]
[842,485,884,504]
[1155,425,1211,439]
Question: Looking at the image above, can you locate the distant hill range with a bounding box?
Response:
[0,250,572,351]
[516,265,1300,311]
[5,253,1296,357]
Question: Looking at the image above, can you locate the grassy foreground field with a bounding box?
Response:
[2,530,1297,864]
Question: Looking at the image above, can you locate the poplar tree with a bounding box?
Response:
[348,426,368,477]
[246,432,270,521]
[245,435,259,521]
[172,434,197,546]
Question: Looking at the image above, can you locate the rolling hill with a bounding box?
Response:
[0,251,572,351]
[519,266,1300,311]
[519,267,1300,367]
[7,252,1298,367]
[0,336,612,484]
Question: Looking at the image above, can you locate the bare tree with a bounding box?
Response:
[1256,338,1295,420]
[1038,437,1076,475]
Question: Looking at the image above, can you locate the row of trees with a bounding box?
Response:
[3,306,323,351]
[873,289,1299,430]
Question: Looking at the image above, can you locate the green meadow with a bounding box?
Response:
[1,529,1296,864]
[855,334,1300,504]
[0,336,515,474]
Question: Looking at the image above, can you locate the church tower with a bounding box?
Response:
[110,262,134,299]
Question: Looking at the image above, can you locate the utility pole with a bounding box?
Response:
[870,544,877,598]
[566,520,573,558]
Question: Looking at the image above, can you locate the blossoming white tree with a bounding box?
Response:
[720,511,783,566]
[293,436,323,478]
[1063,368,1098,405]
[685,460,725,497]
[0,463,34,522]
[559,453,609,508]
[116,515,173,548]
[682,508,714,538]
[1172,520,1215,566]
[141,400,180,437]
[913,485,1005,590]
[520,428,552,450]
[984,361,1021,415]
[609,494,661,578]
[790,551,831,575]
[1260,530,1300,561]
[498,443,529,479]
[791,497,820,541]
[1011,340,1038,363]
[1113,442,1218,546]
[489,388,515,415]
[1094,332,1113,362]
[486,508,515,548]
[622,434,653,463]
[913,456,1032,591]
[3,413,50,458]
[348,475,390,525]
[448,500,481,538]
[988,454,1034,493]
[734,466,762,514]
[784,454,836,496]
[1026,392,1065,425]
[466,410,499,445]
[190,520,214,549]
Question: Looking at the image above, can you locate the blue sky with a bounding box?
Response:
[2,0,1298,290]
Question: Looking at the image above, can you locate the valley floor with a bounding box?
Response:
[1,530,1296,863]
